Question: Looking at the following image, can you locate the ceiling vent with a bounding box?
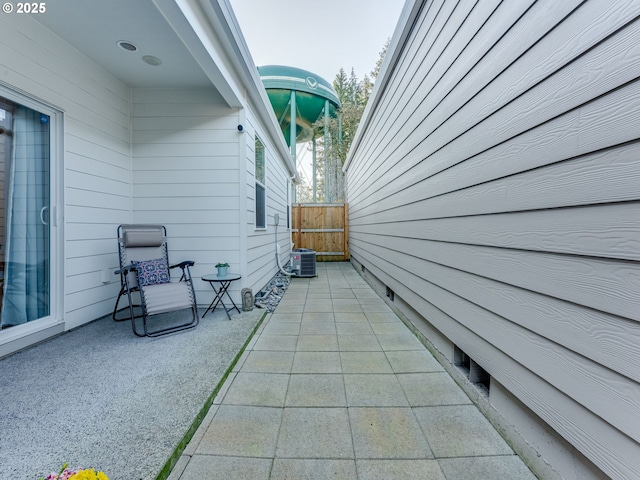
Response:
[117,41,138,52]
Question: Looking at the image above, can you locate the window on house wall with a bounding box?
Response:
[287,177,291,229]
[255,136,266,229]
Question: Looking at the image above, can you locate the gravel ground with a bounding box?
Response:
[0,307,264,480]
[254,271,291,312]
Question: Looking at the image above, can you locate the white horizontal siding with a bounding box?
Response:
[345,1,640,479]
[131,87,243,305]
[0,14,132,329]
[244,105,291,295]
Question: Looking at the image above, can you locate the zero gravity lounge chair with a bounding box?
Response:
[113,224,199,337]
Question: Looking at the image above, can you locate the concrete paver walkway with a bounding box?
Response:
[170,263,536,479]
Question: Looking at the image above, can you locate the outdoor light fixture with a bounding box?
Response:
[116,41,161,67]
[142,55,162,66]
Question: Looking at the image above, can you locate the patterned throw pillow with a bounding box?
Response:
[131,257,171,286]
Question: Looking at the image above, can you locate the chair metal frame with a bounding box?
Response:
[112,224,198,337]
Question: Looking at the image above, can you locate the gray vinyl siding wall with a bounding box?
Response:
[344,1,640,479]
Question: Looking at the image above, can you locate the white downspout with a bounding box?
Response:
[274,213,294,276]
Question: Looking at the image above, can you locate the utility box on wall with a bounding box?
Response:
[291,248,316,277]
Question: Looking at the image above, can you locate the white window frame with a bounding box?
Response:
[286,177,291,229]
[254,135,266,229]
[0,85,63,355]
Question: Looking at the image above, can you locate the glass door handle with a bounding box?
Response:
[40,206,49,225]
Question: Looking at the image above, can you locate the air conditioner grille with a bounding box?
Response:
[291,249,316,277]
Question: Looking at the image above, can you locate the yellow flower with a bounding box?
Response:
[68,469,109,480]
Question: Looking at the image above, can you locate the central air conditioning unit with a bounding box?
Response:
[291,248,316,278]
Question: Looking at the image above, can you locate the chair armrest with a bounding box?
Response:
[169,260,195,269]
[115,264,137,275]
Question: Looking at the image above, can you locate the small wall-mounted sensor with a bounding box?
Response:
[237,124,244,132]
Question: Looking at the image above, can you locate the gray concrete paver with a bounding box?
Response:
[269,313,303,322]
[375,332,426,351]
[385,350,445,373]
[397,372,473,407]
[302,312,334,322]
[292,351,342,373]
[334,312,368,322]
[173,263,537,480]
[335,322,374,335]
[413,405,515,458]
[276,407,354,459]
[261,321,301,335]
[356,459,446,480]
[271,459,357,479]
[285,374,347,407]
[240,350,294,374]
[340,351,393,373]
[299,321,336,335]
[295,333,339,351]
[195,405,282,458]
[253,334,298,351]
[178,455,272,480]
[337,334,382,352]
[344,374,410,407]
[349,407,433,459]
[222,372,289,407]
[438,455,538,480]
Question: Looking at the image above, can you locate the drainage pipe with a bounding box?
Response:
[274,213,295,277]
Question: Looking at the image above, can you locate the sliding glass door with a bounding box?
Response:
[0,96,51,329]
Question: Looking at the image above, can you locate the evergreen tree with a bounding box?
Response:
[332,68,350,103]
[371,38,390,80]
[305,40,389,202]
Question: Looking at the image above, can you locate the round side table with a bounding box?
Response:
[201,273,241,319]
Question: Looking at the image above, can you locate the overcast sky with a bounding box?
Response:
[228,0,406,84]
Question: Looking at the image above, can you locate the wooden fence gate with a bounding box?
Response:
[292,203,349,262]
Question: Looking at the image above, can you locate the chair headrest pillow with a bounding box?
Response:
[123,226,164,248]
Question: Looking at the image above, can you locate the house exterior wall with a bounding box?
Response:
[344,1,640,479]
[131,96,294,306]
[0,14,131,337]
[156,0,297,301]
[131,87,244,305]
[244,104,292,296]
[0,4,294,356]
